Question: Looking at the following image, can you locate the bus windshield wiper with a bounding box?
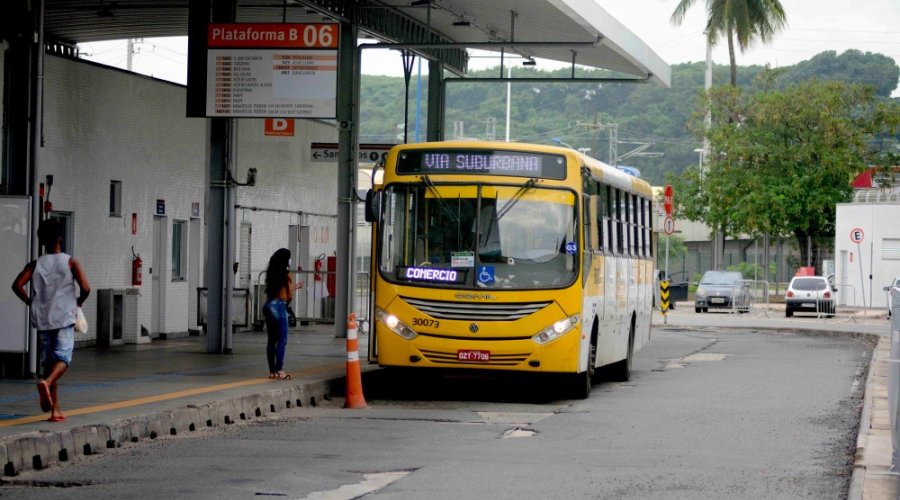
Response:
[422,175,458,222]
[496,178,537,220]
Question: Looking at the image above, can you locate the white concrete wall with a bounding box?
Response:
[34,55,337,342]
[835,200,900,309]
[233,119,337,282]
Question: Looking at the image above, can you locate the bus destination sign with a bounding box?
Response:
[396,149,566,180]
[397,266,467,285]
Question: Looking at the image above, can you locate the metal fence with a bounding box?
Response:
[251,270,370,329]
[890,288,899,478]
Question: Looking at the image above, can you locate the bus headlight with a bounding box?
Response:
[533,315,578,344]
[375,307,417,340]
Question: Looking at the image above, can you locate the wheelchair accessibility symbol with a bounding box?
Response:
[477,266,495,284]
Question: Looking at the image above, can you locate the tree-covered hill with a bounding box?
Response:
[359,50,899,185]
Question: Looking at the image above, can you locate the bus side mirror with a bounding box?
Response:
[364,190,380,223]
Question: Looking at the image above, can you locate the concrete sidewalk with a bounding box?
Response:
[0,323,362,476]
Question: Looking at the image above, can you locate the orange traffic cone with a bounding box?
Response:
[344,313,367,409]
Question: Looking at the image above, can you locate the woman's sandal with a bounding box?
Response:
[273,372,292,380]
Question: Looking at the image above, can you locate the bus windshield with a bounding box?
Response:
[377,182,578,290]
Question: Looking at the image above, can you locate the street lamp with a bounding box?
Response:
[693,147,705,185]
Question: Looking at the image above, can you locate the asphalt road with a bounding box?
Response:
[0,327,872,499]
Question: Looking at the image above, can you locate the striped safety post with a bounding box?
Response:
[344,313,367,409]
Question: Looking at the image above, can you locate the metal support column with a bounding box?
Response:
[427,59,444,141]
[334,21,358,338]
[27,0,46,374]
[200,0,236,353]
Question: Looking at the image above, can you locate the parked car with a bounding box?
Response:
[785,276,835,317]
[694,271,750,313]
[884,275,900,318]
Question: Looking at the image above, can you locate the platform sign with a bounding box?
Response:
[206,23,338,118]
[310,142,393,163]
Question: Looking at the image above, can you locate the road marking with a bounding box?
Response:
[501,427,536,438]
[0,365,343,428]
[299,470,411,500]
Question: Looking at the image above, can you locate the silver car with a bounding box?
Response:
[694,271,751,313]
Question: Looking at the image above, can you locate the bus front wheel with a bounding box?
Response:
[569,336,596,400]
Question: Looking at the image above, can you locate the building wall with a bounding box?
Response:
[32,55,337,343]
[835,199,900,309]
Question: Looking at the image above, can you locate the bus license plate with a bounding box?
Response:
[457,350,490,362]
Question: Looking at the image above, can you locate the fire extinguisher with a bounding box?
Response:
[314,254,325,282]
[132,246,143,286]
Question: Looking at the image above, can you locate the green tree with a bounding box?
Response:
[671,79,900,267]
[670,0,787,86]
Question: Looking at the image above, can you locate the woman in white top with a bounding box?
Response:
[12,218,91,422]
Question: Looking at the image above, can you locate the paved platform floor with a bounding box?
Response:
[0,306,895,500]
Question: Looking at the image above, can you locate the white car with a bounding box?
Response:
[785,276,835,317]
[884,275,900,318]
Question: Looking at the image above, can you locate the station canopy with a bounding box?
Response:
[39,0,670,87]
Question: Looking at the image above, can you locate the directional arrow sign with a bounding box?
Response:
[660,280,670,313]
[310,142,394,163]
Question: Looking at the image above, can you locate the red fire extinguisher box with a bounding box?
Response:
[326,256,336,297]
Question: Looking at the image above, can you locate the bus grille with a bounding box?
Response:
[402,298,551,321]
[419,349,531,366]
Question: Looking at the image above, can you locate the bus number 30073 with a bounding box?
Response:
[411,318,440,329]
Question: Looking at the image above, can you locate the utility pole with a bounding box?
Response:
[577,120,617,165]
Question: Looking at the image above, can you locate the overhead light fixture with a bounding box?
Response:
[452,19,471,27]
[410,0,430,6]
[522,58,536,66]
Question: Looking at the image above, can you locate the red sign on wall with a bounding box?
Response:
[265,118,295,137]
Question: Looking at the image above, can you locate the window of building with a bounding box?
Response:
[883,238,900,260]
[109,180,122,217]
[172,220,186,280]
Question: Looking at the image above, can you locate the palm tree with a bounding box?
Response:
[671,0,787,86]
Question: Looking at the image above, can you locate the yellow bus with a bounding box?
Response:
[363,140,655,398]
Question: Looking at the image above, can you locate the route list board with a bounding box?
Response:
[205,23,338,118]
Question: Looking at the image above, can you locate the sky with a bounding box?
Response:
[77,0,900,96]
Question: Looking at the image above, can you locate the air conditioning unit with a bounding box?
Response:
[96,288,142,346]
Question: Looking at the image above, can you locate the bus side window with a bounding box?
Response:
[596,183,605,252]
[587,195,599,252]
[606,186,616,253]
[615,189,624,254]
[632,194,640,258]
[641,198,650,257]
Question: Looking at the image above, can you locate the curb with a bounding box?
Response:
[847,335,879,500]
[1,378,339,477]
